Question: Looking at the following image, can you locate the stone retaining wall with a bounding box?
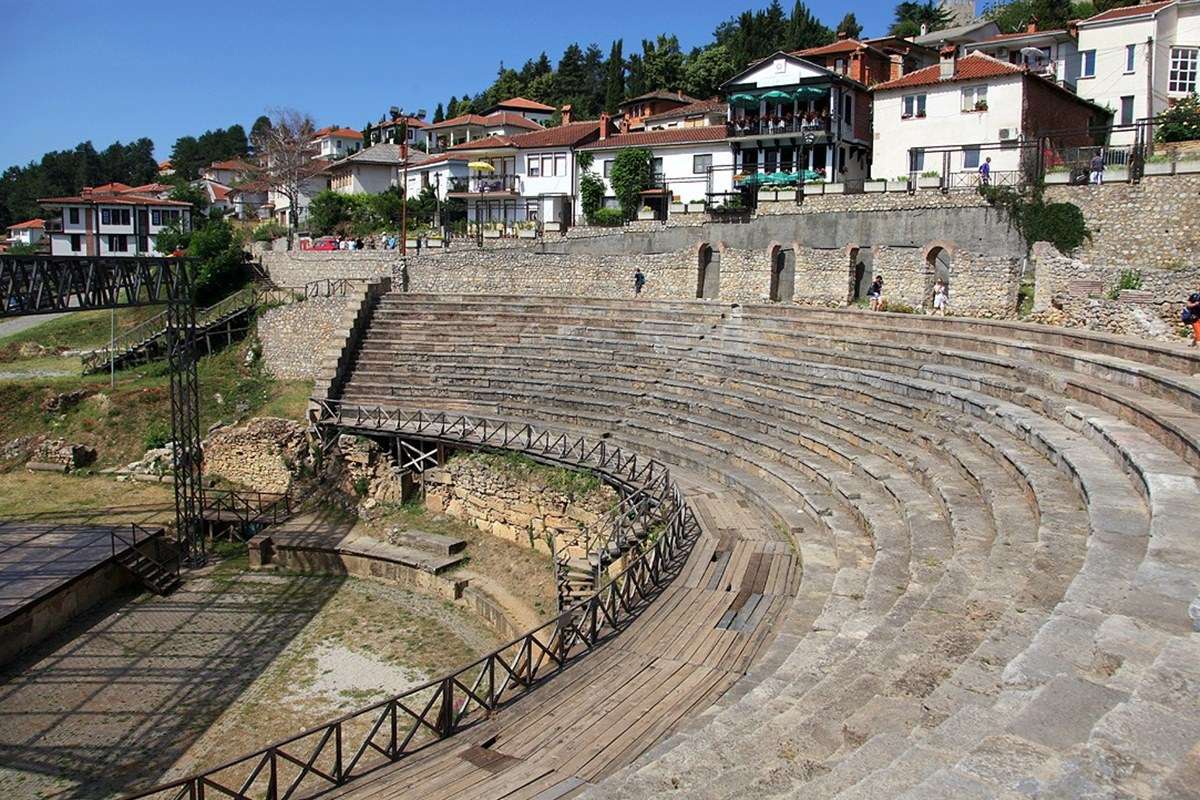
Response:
[1032,241,1200,312]
[1044,174,1200,271]
[203,418,309,494]
[260,250,396,288]
[422,453,618,557]
[259,296,350,380]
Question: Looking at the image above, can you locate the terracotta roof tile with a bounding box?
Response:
[644,99,728,123]
[491,96,556,112]
[508,121,604,149]
[1081,0,1172,23]
[427,112,543,131]
[447,135,516,151]
[795,38,872,57]
[620,90,698,105]
[578,126,728,151]
[208,159,255,171]
[8,218,44,230]
[872,52,1023,91]
[313,126,364,140]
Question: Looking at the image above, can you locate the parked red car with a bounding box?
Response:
[304,236,338,251]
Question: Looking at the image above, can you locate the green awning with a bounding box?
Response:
[794,86,827,99]
[761,90,793,101]
[764,171,797,185]
[729,92,760,107]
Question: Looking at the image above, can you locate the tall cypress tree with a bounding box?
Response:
[604,40,625,114]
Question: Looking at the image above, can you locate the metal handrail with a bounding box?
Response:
[203,488,294,526]
[121,411,698,800]
[110,522,179,578]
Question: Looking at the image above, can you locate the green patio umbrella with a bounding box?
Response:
[729,93,760,107]
[765,171,796,185]
[794,86,827,100]
[761,90,793,102]
[736,172,766,186]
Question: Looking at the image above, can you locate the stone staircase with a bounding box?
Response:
[330,293,1200,799]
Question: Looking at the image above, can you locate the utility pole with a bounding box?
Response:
[399,114,410,256]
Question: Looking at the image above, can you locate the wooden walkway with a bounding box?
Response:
[325,490,799,799]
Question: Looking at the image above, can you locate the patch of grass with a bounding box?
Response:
[0,306,166,359]
[463,451,603,499]
[1017,280,1035,317]
[0,472,173,518]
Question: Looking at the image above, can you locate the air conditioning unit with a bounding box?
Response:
[998,128,1019,142]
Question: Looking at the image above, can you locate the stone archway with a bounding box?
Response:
[696,243,720,299]
[846,245,866,304]
[924,241,954,308]
[768,243,795,303]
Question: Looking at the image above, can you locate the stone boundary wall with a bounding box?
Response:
[259,296,351,380]
[422,454,618,558]
[261,250,397,288]
[203,418,308,494]
[312,278,391,408]
[1044,174,1200,271]
[1032,241,1200,312]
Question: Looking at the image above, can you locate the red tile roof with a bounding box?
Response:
[410,153,471,167]
[375,115,429,129]
[509,120,605,149]
[313,126,364,140]
[427,112,543,131]
[492,96,556,112]
[447,135,517,151]
[39,189,192,207]
[1082,0,1172,23]
[644,99,728,123]
[578,125,728,151]
[157,159,173,169]
[210,183,232,201]
[795,38,874,57]
[9,218,44,230]
[208,159,255,171]
[872,52,1023,91]
[126,182,173,194]
[92,182,132,193]
[620,90,698,106]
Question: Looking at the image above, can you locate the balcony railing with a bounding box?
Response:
[448,174,521,194]
[726,115,835,137]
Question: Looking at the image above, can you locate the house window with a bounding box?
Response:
[151,209,161,225]
[963,146,981,169]
[1170,47,1198,94]
[101,208,111,225]
[1081,49,1096,78]
[555,154,566,176]
[909,148,925,172]
[528,155,540,177]
[843,94,852,125]
[1120,95,1135,125]
[653,157,663,178]
[70,234,81,252]
[138,235,148,253]
[834,58,845,74]
[603,160,613,177]
[902,94,926,118]
[961,85,988,112]
[1125,44,1136,73]
[68,207,79,225]
[540,154,555,176]
[108,234,127,252]
[693,154,712,174]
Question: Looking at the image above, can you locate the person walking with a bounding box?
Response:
[932,279,948,316]
[633,267,646,296]
[1090,152,1105,185]
[868,275,884,311]
[979,157,992,187]
[1184,287,1200,346]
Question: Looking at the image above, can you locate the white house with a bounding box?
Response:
[1075,0,1200,143]
[269,161,332,227]
[576,125,734,216]
[5,218,44,250]
[871,51,1111,182]
[484,97,557,125]
[963,23,1081,89]
[329,144,406,195]
[913,18,1002,52]
[721,50,874,182]
[39,185,192,257]
[446,117,608,231]
[424,111,543,152]
[366,115,428,147]
[202,159,255,185]
[403,153,471,200]
[312,126,364,160]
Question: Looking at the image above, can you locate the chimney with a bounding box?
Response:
[889,54,904,81]
[1027,16,1038,33]
[939,45,957,80]
[561,104,573,125]
[599,112,610,140]
[920,23,929,36]
[837,30,849,40]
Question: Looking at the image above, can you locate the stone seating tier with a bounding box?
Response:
[325,293,1200,800]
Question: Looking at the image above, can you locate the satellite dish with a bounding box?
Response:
[1020,47,1047,61]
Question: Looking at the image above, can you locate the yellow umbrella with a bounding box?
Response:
[468,161,495,171]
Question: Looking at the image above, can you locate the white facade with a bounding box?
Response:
[270,173,331,227]
[1076,1,1200,143]
[964,31,1081,88]
[313,130,363,159]
[44,201,190,257]
[6,221,44,246]
[331,162,400,195]
[873,73,1025,180]
[404,159,469,200]
[580,141,735,211]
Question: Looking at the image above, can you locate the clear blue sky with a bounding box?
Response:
[1,0,932,171]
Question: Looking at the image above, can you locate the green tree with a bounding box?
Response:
[580,170,606,222]
[554,43,590,108]
[835,12,863,39]
[250,115,272,153]
[446,96,458,118]
[432,103,445,123]
[986,0,1074,33]
[641,35,686,93]
[583,43,606,116]
[604,40,625,113]
[609,148,654,219]
[683,44,737,98]
[307,190,351,235]
[890,1,953,37]
[785,0,835,51]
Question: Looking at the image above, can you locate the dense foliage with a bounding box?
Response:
[981,185,1090,254]
[1156,93,1200,143]
[984,0,1140,32]
[168,125,248,180]
[155,216,249,305]
[608,149,655,219]
[436,0,837,120]
[580,171,606,222]
[590,208,626,227]
[307,186,455,236]
[0,138,158,230]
